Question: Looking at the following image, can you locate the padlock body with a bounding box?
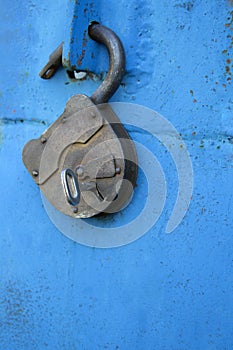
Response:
[22,95,137,218]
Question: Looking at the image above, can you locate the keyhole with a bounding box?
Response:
[61,169,80,206]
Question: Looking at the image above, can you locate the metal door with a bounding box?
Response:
[0,1,233,349]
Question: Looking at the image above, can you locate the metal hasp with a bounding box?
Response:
[39,42,63,79]
[62,0,106,74]
[38,22,125,90]
[22,23,137,219]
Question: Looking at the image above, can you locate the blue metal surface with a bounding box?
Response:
[0,1,233,349]
[62,1,102,73]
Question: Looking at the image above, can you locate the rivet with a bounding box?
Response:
[115,167,121,174]
[32,170,39,177]
[40,136,47,144]
[76,165,84,177]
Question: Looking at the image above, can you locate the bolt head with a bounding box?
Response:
[115,167,121,174]
[76,165,84,177]
[40,136,47,144]
[73,207,78,214]
[32,170,39,177]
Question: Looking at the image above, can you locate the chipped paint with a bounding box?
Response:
[174,1,194,11]
[62,1,101,73]
[223,11,233,85]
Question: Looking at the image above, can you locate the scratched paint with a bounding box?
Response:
[0,1,233,350]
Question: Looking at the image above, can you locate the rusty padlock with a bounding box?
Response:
[22,23,137,218]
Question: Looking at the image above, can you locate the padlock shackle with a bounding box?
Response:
[88,23,125,104]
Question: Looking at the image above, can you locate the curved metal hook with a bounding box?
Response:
[88,23,125,104]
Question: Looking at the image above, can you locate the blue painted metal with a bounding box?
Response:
[62,0,131,76]
[62,1,103,73]
[0,1,233,349]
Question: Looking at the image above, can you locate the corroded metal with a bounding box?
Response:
[23,23,137,219]
[22,95,137,218]
[88,23,126,104]
[39,42,63,79]
[39,23,126,104]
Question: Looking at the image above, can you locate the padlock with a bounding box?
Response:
[22,23,137,218]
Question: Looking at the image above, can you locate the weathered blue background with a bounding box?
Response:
[0,0,233,349]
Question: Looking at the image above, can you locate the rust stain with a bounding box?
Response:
[77,30,88,67]
[77,49,86,67]
[223,12,233,84]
